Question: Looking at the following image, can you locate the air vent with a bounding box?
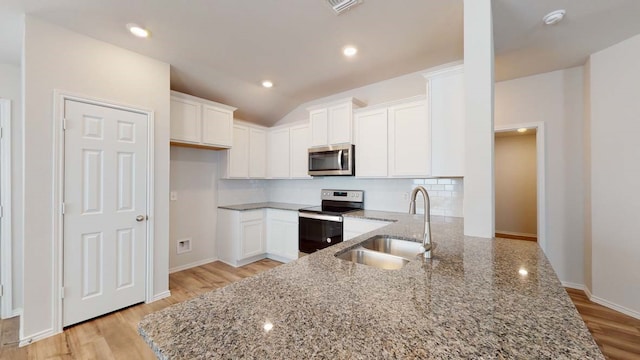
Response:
[326,0,363,15]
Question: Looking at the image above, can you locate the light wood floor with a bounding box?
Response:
[1,260,638,359]
[567,288,640,360]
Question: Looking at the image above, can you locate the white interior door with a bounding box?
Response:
[63,100,148,327]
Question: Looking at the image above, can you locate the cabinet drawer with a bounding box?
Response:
[268,209,298,222]
[240,210,264,222]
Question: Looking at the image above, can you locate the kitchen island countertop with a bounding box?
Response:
[139,211,603,359]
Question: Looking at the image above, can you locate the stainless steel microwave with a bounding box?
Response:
[308,144,355,176]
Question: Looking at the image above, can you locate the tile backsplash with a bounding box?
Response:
[413,178,464,217]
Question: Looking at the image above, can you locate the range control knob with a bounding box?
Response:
[326,238,332,243]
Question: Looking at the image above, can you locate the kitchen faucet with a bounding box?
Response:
[409,186,432,258]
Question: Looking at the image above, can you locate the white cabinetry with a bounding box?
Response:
[308,98,365,147]
[424,64,465,177]
[267,122,311,179]
[388,100,430,177]
[268,127,290,178]
[289,124,311,178]
[221,122,267,179]
[354,108,388,177]
[343,217,390,241]
[353,96,429,178]
[170,91,236,149]
[266,209,299,262]
[217,209,266,267]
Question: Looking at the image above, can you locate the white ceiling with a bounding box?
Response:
[1,1,640,126]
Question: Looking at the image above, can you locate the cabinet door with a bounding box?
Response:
[290,124,311,178]
[240,219,265,259]
[268,128,290,178]
[430,71,465,176]
[328,103,352,145]
[388,101,430,177]
[228,125,249,178]
[170,97,201,143]
[310,109,328,147]
[354,108,388,177]
[249,128,267,178]
[202,104,233,147]
[266,210,298,261]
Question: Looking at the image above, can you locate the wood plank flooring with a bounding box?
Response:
[1,260,638,359]
[567,288,640,360]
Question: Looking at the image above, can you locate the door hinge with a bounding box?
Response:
[0,127,3,138]
[61,286,65,299]
[61,202,65,215]
[0,204,3,218]
[0,285,4,297]
[62,118,67,131]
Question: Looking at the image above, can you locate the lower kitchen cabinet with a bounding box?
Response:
[343,217,390,241]
[217,209,266,267]
[217,208,299,267]
[266,209,299,262]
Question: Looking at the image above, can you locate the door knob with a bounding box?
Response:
[136,215,145,222]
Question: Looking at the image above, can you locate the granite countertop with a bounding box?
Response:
[139,211,603,359]
[218,202,313,211]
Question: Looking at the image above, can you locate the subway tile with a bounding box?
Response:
[437,179,452,185]
[424,179,438,185]
[444,185,455,191]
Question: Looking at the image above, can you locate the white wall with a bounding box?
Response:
[589,33,640,317]
[169,147,219,271]
[22,17,170,342]
[494,134,537,235]
[494,67,584,286]
[582,60,592,292]
[0,63,22,313]
[463,0,495,238]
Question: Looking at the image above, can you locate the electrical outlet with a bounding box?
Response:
[402,192,409,201]
[170,191,178,201]
[177,238,192,254]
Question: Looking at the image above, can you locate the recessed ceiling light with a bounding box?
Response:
[262,80,274,88]
[343,46,358,57]
[517,128,527,133]
[519,268,528,276]
[126,23,150,38]
[542,9,566,25]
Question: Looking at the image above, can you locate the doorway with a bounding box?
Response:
[52,93,155,331]
[494,123,546,250]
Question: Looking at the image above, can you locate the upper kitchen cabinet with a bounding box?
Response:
[267,122,312,179]
[424,64,465,177]
[354,96,429,178]
[308,97,366,147]
[170,91,236,149]
[221,122,267,179]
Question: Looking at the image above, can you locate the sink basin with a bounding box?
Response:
[336,249,409,270]
[360,235,427,260]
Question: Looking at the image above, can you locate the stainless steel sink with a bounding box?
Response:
[336,249,409,270]
[360,236,427,260]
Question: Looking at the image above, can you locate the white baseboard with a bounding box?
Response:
[11,307,22,318]
[169,257,218,274]
[20,328,60,347]
[149,290,171,303]
[584,286,593,299]
[561,281,585,290]
[265,253,295,264]
[589,294,640,320]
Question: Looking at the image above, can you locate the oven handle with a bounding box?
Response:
[299,212,343,222]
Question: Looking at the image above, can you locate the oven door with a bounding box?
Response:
[298,212,343,253]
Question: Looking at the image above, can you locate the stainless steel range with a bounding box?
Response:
[298,189,364,253]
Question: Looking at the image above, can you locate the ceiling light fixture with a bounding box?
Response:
[517,128,527,133]
[518,268,528,276]
[343,46,358,57]
[126,23,150,38]
[262,80,274,88]
[542,9,566,25]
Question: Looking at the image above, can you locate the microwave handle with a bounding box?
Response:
[337,150,343,170]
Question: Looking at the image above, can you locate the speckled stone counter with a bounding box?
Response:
[139,212,603,359]
[217,202,312,211]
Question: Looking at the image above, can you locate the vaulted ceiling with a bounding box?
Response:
[1,0,640,126]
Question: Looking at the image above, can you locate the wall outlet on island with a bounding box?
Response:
[177,238,192,254]
[170,191,178,201]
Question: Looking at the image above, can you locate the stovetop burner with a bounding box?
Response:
[298,189,364,215]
